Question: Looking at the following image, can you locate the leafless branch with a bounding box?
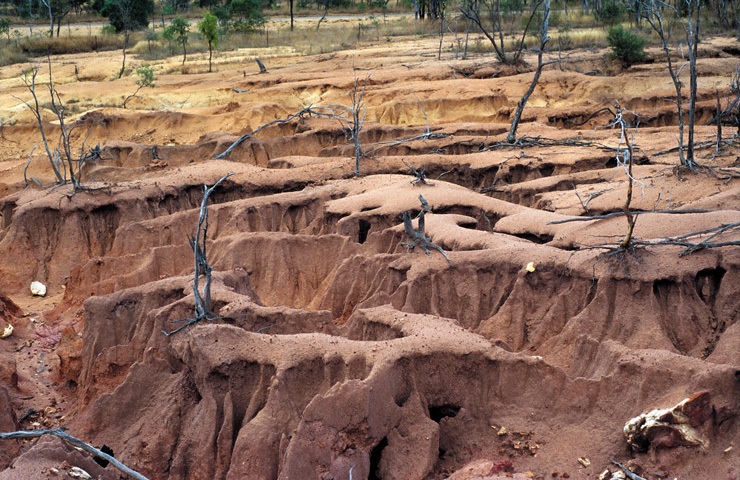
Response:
[547,208,713,224]
[0,428,149,480]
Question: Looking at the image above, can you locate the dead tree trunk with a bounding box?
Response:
[506,0,553,144]
[610,102,639,250]
[163,172,234,335]
[349,75,369,176]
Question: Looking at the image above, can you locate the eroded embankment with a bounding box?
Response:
[0,167,723,479]
[0,121,738,480]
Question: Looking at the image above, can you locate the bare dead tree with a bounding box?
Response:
[710,68,740,138]
[17,64,65,185]
[0,429,149,480]
[401,211,450,262]
[400,197,450,262]
[316,0,329,30]
[460,0,545,65]
[16,58,99,191]
[608,102,641,250]
[403,160,431,185]
[347,74,369,176]
[636,0,701,168]
[163,172,234,336]
[506,0,554,144]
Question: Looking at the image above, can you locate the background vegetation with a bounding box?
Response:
[0,0,738,68]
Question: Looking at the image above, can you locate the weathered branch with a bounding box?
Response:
[611,461,647,480]
[215,107,320,159]
[547,208,713,224]
[401,210,450,262]
[0,428,149,480]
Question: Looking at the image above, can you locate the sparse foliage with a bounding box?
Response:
[0,17,10,40]
[123,64,155,108]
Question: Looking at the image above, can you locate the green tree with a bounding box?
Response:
[163,16,189,65]
[228,0,265,31]
[198,11,219,72]
[607,25,647,66]
[101,0,154,77]
[0,17,10,41]
[101,0,153,32]
[599,1,625,26]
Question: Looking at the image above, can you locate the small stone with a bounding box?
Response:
[1,323,12,339]
[30,281,47,296]
[525,261,536,273]
[577,457,591,467]
[498,426,508,436]
[68,467,92,479]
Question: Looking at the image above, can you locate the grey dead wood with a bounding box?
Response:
[0,428,149,480]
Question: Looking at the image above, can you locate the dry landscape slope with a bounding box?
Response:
[0,32,739,480]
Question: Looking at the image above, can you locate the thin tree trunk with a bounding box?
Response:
[507,0,551,143]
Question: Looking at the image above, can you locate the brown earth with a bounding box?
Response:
[0,27,739,480]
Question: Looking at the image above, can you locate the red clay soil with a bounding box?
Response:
[0,31,738,480]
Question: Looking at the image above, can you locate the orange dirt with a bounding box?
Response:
[0,31,738,480]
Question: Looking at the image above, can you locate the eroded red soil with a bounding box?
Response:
[0,32,738,480]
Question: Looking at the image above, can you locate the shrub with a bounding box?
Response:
[607,25,647,65]
[599,1,626,26]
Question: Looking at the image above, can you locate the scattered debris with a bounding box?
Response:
[498,430,541,457]
[577,457,591,468]
[624,391,712,452]
[610,461,647,480]
[30,281,47,296]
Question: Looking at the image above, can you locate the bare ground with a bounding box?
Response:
[0,31,738,480]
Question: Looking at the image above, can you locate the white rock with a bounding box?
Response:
[1,323,12,339]
[30,281,47,296]
[68,467,92,479]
